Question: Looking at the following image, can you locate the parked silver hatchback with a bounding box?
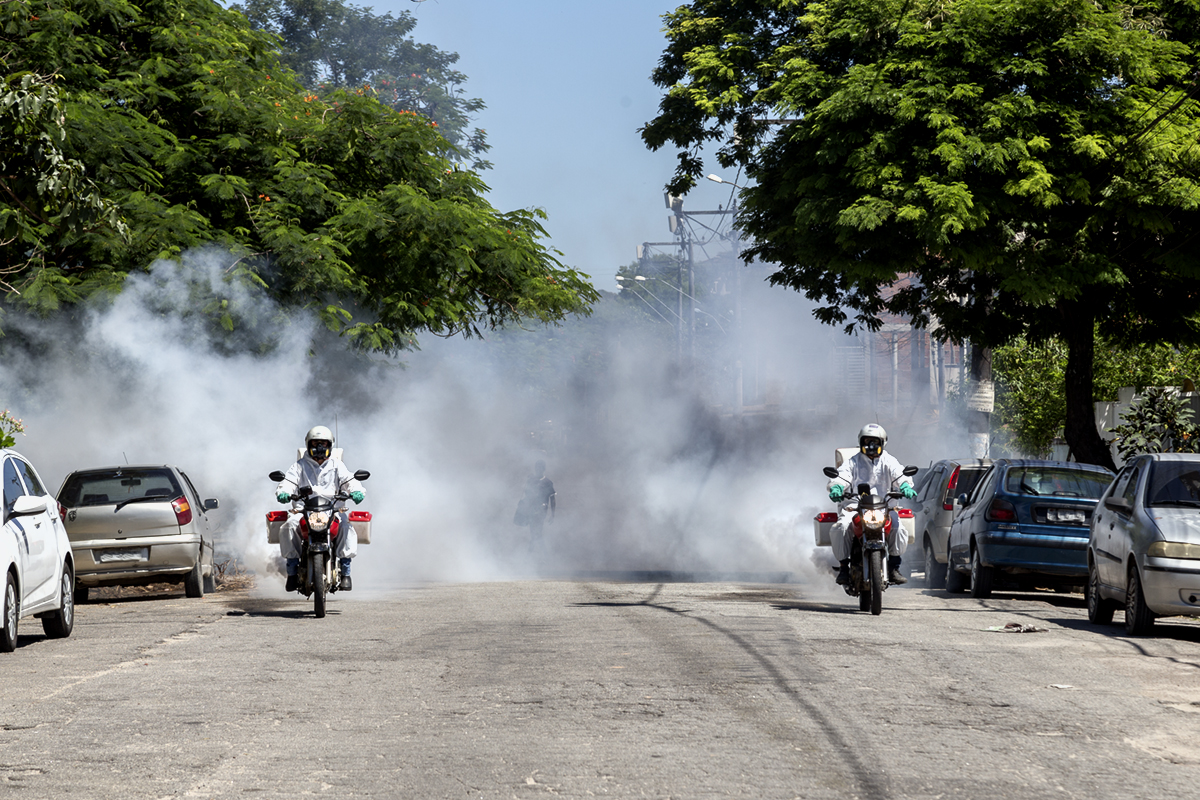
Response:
[56,466,219,602]
[1088,453,1200,635]
[910,458,992,588]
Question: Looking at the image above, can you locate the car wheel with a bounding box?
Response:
[1,572,18,653]
[1125,563,1155,635]
[945,550,968,594]
[969,543,994,598]
[1087,560,1116,625]
[924,539,947,589]
[184,560,204,599]
[41,562,75,639]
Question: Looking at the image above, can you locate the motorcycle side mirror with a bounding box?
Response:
[903,465,919,476]
[822,467,838,479]
[354,470,371,481]
[268,471,286,482]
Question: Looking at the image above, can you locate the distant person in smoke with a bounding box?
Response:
[275,425,366,592]
[827,423,916,586]
[513,460,556,546]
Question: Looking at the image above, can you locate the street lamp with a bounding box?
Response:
[706,174,744,189]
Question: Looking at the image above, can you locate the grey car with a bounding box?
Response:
[56,466,219,602]
[1088,453,1200,635]
[910,458,991,588]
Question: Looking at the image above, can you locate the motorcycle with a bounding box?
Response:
[266,469,370,618]
[821,464,918,615]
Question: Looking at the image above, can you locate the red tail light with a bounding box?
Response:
[943,466,961,510]
[57,502,67,521]
[986,497,1017,522]
[897,508,914,519]
[815,512,838,523]
[266,510,288,522]
[171,497,192,526]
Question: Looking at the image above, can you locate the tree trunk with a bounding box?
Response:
[967,343,993,458]
[1062,304,1116,470]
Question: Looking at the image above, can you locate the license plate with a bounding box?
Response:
[97,547,148,563]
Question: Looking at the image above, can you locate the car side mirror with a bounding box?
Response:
[203,498,219,511]
[354,470,371,481]
[957,493,970,508]
[268,471,286,482]
[1104,496,1131,512]
[9,495,48,517]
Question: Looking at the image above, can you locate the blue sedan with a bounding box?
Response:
[945,459,1115,598]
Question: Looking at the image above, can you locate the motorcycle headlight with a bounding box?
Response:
[862,507,887,527]
[308,510,332,532]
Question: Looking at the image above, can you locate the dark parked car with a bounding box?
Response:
[56,465,219,602]
[910,458,992,588]
[945,459,1114,597]
[1088,453,1200,635]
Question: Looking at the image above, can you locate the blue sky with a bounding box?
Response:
[382,0,740,290]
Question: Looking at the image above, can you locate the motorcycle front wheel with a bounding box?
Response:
[869,550,884,615]
[312,553,327,618]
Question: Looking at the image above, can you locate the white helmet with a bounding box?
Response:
[858,423,887,459]
[305,425,334,462]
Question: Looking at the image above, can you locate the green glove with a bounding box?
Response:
[350,490,364,504]
[900,483,917,499]
[829,484,845,502]
[276,491,291,503]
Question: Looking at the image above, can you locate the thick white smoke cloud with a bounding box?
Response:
[1,247,968,597]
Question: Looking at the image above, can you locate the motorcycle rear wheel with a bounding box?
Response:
[869,550,884,615]
[313,554,327,618]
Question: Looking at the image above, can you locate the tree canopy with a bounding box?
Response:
[643,0,1200,468]
[233,0,491,169]
[1,0,594,350]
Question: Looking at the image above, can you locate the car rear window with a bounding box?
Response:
[58,468,183,508]
[1004,466,1111,499]
[1146,460,1200,507]
[943,467,989,505]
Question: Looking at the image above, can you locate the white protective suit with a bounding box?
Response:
[275,453,365,562]
[826,450,912,562]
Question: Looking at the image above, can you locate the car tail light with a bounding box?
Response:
[815,512,838,523]
[266,511,289,522]
[943,466,961,510]
[57,501,67,520]
[986,497,1017,522]
[171,497,192,526]
[349,511,372,522]
[897,508,914,519]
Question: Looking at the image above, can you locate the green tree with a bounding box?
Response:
[1109,387,1200,461]
[2,0,595,350]
[992,333,1200,457]
[233,0,490,169]
[643,0,1200,470]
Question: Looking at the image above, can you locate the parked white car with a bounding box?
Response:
[1,448,75,651]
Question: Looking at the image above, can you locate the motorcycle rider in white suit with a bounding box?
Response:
[827,423,916,586]
[275,426,365,592]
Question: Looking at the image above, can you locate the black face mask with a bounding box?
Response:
[861,438,883,458]
[308,441,332,461]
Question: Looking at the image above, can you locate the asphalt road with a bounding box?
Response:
[4,576,1200,799]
